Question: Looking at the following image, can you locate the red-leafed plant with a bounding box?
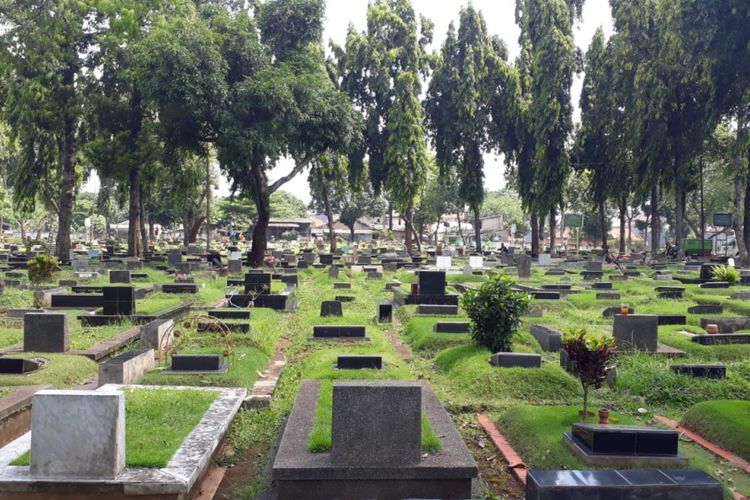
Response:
[561,329,617,418]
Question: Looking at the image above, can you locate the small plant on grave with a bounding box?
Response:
[561,329,616,419]
[461,273,530,353]
[711,264,740,285]
[27,254,59,285]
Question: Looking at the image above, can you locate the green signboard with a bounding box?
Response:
[563,213,584,228]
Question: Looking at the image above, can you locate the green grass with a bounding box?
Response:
[308,380,441,453]
[495,404,638,469]
[12,388,219,468]
[0,325,22,348]
[403,316,470,352]
[681,400,750,462]
[139,347,268,389]
[0,353,98,388]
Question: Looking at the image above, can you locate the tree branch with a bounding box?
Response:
[269,153,315,194]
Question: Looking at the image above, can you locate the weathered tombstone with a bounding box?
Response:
[24,313,69,352]
[167,250,182,266]
[297,260,309,270]
[30,390,125,479]
[586,261,603,272]
[109,270,131,284]
[383,261,398,273]
[462,264,474,275]
[331,381,421,466]
[419,270,446,295]
[469,255,484,269]
[530,325,563,352]
[98,349,155,386]
[516,255,531,278]
[436,255,452,269]
[328,265,339,279]
[537,253,552,266]
[613,314,658,352]
[700,263,719,280]
[228,259,242,274]
[320,300,343,317]
[320,254,334,265]
[103,286,135,316]
[141,318,174,350]
[126,260,143,270]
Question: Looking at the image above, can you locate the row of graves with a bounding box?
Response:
[0,247,279,499]
[0,244,740,498]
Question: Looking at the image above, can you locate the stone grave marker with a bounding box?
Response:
[537,253,552,266]
[419,270,446,295]
[167,251,182,266]
[613,314,658,352]
[320,300,343,317]
[331,381,421,466]
[24,313,69,352]
[228,260,242,274]
[109,270,131,284]
[31,390,125,479]
[328,265,339,279]
[103,286,135,316]
[245,272,272,295]
[516,255,531,278]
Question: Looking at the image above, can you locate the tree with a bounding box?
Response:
[337,185,385,242]
[138,2,360,266]
[413,164,460,244]
[426,7,513,252]
[86,0,175,257]
[561,329,616,418]
[1,0,96,260]
[270,191,307,219]
[308,153,348,251]
[334,0,433,254]
[511,0,578,256]
[461,274,530,353]
[481,189,526,239]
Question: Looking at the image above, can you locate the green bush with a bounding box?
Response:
[460,273,529,353]
[27,254,59,284]
[561,329,617,417]
[711,265,740,285]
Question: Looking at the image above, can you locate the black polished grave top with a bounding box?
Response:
[529,469,629,487]
[418,270,446,295]
[572,423,679,456]
[102,286,135,316]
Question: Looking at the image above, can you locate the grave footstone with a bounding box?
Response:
[337,355,383,370]
[378,301,393,323]
[687,305,723,315]
[141,319,174,350]
[24,313,69,352]
[313,325,366,339]
[228,260,242,274]
[596,293,621,300]
[109,270,131,284]
[328,265,340,279]
[670,364,726,379]
[331,382,421,466]
[530,325,563,352]
[98,349,155,386]
[490,352,542,368]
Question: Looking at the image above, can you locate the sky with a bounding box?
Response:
[84,0,614,205]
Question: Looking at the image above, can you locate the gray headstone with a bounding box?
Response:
[228,259,242,274]
[109,270,131,284]
[586,261,603,272]
[328,265,340,279]
[24,313,69,352]
[31,390,125,479]
[331,381,421,467]
[516,255,532,279]
[167,251,182,266]
[140,319,174,350]
[383,262,398,273]
[126,260,143,270]
[613,314,658,352]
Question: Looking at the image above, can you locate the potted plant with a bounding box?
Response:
[561,329,616,419]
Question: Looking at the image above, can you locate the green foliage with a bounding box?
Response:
[461,274,530,353]
[280,230,298,241]
[561,329,616,416]
[27,255,59,285]
[711,265,740,285]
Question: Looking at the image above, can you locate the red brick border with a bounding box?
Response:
[477,413,527,484]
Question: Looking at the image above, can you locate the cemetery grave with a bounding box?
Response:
[0,252,749,498]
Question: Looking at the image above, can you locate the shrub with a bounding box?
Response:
[461,273,530,353]
[561,329,616,418]
[280,230,298,241]
[27,254,59,284]
[712,264,740,285]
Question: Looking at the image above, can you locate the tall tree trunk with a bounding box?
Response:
[473,206,482,253]
[456,211,464,248]
[674,168,686,259]
[618,198,627,254]
[388,203,393,232]
[127,164,144,258]
[404,201,421,253]
[599,199,608,253]
[734,174,748,263]
[56,122,76,262]
[322,185,336,252]
[538,215,545,253]
[744,178,750,257]
[650,185,660,255]
[140,183,148,252]
[249,166,270,267]
[530,214,539,257]
[205,157,211,253]
[148,217,155,244]
[549,207,557,255]
[349,225,355,242]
